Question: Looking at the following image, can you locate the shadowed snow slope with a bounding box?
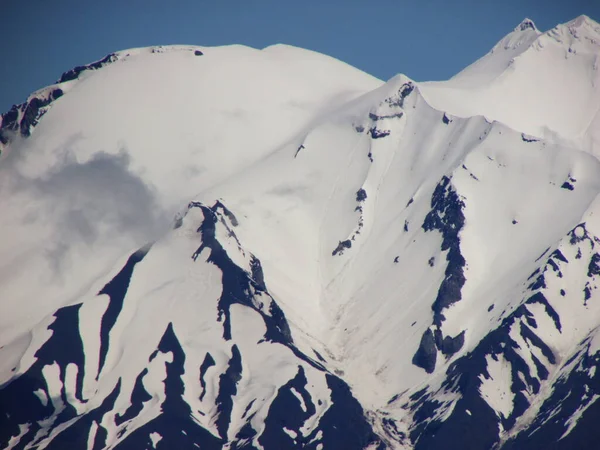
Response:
[2,16,600,450]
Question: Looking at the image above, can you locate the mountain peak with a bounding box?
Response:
[549,14,600,43]
[568,14,598,30]
[515,18,537,32]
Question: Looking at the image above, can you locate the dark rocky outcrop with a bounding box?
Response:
[413,176,467,373]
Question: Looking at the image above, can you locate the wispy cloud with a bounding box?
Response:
[0,137,171,275]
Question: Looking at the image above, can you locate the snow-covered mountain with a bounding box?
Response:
[2,15,600,450]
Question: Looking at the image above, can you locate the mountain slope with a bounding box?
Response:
[2,16,600,450]
[0,43,381,347]
[1,202,381,449]
[420,15,600,152]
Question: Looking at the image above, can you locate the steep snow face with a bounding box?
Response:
[439,18,542,87]
[0,44,381,347]
[420,15,600,152]
[3,15,600,450]
[0,202,381,449]
[197,73,600,411]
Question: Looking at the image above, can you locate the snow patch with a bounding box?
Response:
[479,353,515,418]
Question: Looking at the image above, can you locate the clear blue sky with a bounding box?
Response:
[1,0,599,113]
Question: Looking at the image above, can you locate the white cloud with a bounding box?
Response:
[0,137,172,284]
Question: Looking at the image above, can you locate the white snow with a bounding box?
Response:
[4,424,30,450]
[420,16,600,150]
[290,387,307,413]
[149,432,162,448]
[2,15,600,449]
[479,354,515,418]
[33,388,49,407]
[87,421,99,450]
[282,428,297,439]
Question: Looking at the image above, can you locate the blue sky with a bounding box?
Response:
[1,0,599,113]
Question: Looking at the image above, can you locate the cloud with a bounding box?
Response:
[0,138,171,275]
